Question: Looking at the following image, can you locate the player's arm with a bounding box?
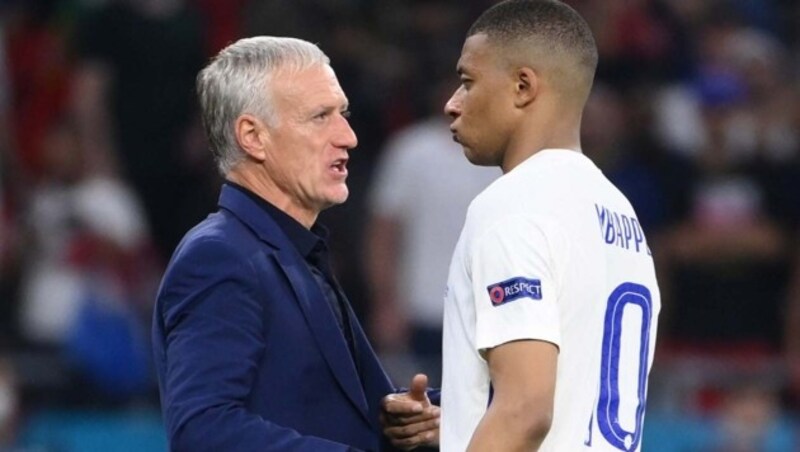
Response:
[466,339,557,452]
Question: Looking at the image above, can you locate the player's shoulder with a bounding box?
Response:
[465,173,514,221]
[465,175,559,240]
[467,151,578,218]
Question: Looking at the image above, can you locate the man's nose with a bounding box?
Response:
[336,115,358,149]
[444,91,461,118]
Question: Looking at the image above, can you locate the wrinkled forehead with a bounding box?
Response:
[272,64,348,107]
[272,62,324,86]
[310,64,348,102]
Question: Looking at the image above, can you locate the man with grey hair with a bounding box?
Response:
[152,36,439,451]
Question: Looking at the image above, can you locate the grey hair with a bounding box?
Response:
[197,36,330,175]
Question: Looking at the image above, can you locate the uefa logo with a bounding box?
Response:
[489,285,505,305]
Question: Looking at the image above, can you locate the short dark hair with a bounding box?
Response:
[468,0,598,76]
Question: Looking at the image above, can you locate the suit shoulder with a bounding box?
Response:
[156,213,265,316]
[175,210,263,258]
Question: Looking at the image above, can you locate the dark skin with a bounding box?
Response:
[381,374,441,450]
[445,34,586,173]
[381,24,594,448]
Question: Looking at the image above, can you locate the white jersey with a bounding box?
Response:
[441,149,660,452]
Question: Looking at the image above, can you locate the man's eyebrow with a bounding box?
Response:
[308,102,349,116]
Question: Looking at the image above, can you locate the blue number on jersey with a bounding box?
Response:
[587,282,653,451]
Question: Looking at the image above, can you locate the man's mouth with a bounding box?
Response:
[450,129,461,144]
[331,158,348,175]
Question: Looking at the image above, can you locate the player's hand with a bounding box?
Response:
[380,374,440,450]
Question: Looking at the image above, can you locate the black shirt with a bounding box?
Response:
[225,182,359,366]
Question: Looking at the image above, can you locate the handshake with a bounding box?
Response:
[381,374,441,450]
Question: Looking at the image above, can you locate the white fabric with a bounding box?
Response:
[73,177,148,251]
[369,118,499,326]
[441,149,661,451]
[20,177,149,343]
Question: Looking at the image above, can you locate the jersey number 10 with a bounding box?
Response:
[586,282,654,451]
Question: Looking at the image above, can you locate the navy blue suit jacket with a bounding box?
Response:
[153,185,397,451]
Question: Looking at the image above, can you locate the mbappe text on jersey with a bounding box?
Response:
[594,203,651,255]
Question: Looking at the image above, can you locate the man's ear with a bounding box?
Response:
[235,114,270,162]
[513,67,538,108]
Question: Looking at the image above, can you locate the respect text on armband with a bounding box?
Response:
[594,203,651,255]
[486,277,542,306]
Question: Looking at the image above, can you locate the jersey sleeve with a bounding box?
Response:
[469,214,565,354]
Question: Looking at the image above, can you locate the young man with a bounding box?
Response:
[441,1,661,450]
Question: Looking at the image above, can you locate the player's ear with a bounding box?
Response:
[513,66,538,108]
[235,113,270,162]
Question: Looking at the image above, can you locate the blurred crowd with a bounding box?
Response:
[1,0,800,450]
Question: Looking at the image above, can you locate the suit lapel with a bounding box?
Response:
[344,297,396,428]
[218,185,372,423]
[273,252,371,422]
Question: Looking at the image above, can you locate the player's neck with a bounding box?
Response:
[501,112,582,173]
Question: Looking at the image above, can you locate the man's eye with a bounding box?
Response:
[341,110,352,119]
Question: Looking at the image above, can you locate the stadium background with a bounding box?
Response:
[1,0,799,450]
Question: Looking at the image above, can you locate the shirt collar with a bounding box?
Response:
[224,181,327,259]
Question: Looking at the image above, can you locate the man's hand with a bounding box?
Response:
[381,374,440,450]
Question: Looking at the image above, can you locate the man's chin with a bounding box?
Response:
[463,147,491,166]
[321,189,349,209]
[462,145,474,161]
